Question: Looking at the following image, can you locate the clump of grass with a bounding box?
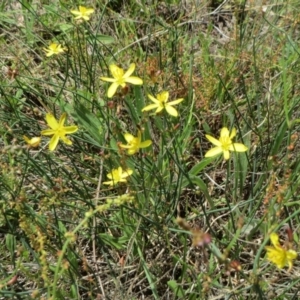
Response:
[1,1,300,299]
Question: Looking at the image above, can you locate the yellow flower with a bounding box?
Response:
[23,136,41,148]
[205,127,248,160]
[103,167,133,186]
[265,233,297,271]
[41,113,78,151]
[44,43,66,57]
[142,91,184,117]
[119,131,152,155]
[70,6,94,21]
[100,63,143,98]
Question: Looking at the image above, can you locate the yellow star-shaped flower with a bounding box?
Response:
[103,167,133,186]
[205,127,248,160]
[41,113,78,151]
[119,131,152,155]
[70,6,94,21]
[142,91,184,117]
[100,63,143,98]
[44,43,66,57]
[265,233,297,271]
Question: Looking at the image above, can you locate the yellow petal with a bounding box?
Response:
[165,105,178,117]
[142,104,159,112]
[122,169,133,178]
[168,98,184,106]
[49,43,57,50]
[270,233,280,248]
[229,128,237,139]
[287,251,297,271]
[123,63,135,77]
[147,94,159,104]
[205,147,223,158]
[128,149,137,155]
[41,129,56,136]
[117,166,123,175]
[223,150,230,160]
[45,52,53,57]
[74,15,83,20]
[287,249,297,260]
[265,245,275,253]
[86,8,95,14]
[155,106,164,114]
[58,113,67,127]
[23,135,30,143]
[140,140,152,148]
[49,134,60,151]
[107,82,120,98]
[45,114,58,129]
[64,126,79,134]
[100,76,116,83]
[70,10,81,16]
[80,6,94,14]
[61,136,72,145]
[103,180,113,186]
[229,143,248,152]
[124,133,134,143]
[125,76,143,85]
[119,144,131,149]
[205,135,221,147]
[220,127,230,138]
[110,64,123,79]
